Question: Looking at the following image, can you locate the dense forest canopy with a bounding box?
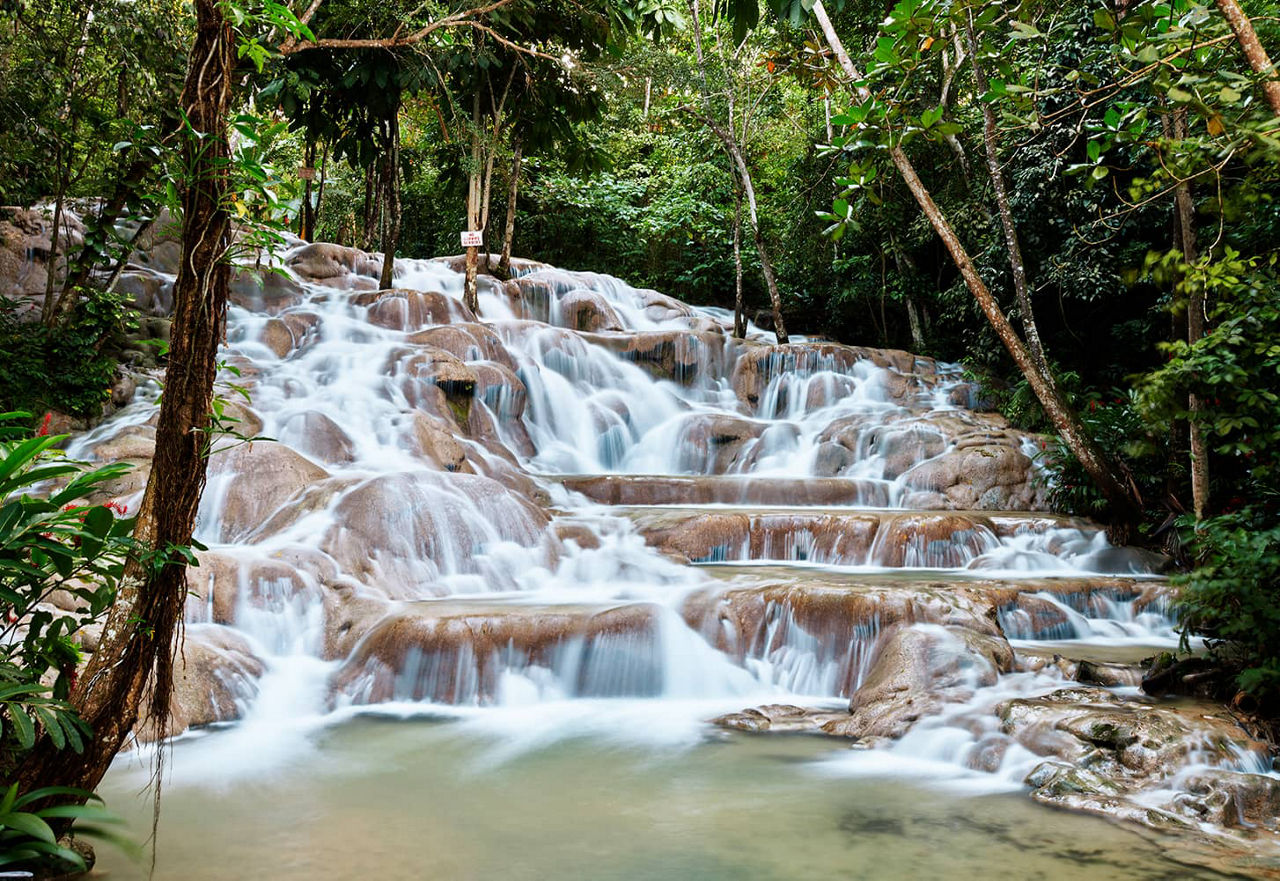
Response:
[1,0,1279,870]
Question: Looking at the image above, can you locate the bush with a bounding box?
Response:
[1176,513,1280,703]
[0,413,137,873]
[0,289,135,420]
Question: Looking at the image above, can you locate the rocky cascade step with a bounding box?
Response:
[619,506,1166,574]
[554,474,893,506]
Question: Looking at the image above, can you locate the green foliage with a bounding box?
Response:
[0,419,137,769]
[0,783,130,873]
[0,416,139,871]
[1137,248,1280,488]
[0,290,135,419]
[1176,516,1280,701]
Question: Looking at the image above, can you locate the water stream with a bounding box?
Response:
[74,249,1269,877]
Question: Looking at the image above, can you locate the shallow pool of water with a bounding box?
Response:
[94,713,1239,880]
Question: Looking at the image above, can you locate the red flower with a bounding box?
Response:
[35,412,52,437]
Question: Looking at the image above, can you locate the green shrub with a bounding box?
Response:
[1176,514,1280,702]
[0,413,137,872]
[0,290,135,420]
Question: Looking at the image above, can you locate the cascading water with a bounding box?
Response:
[71,243,1278,878]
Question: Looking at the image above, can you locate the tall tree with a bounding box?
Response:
[19,0,236,793]
[679,0,789,342]
[806,0,1144,530]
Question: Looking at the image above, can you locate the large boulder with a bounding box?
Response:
[137,624,265,741]
[207,442,330,542]
[330,601,659,704]
[285,242,382,289]
[556,287,624,332]
[357,288,474,330]
[318,471,551,597]
[820,623,1013,738]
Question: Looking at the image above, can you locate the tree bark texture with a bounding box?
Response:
[499,135,522,274]
[1171,110,1210,520]
[464,92,482,314]
[1215,0,1280,117]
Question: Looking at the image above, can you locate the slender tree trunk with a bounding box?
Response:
[19,0,235,795]
[41,6,93,327]
[1215,0,1280,117]
[315,142,329,234]
[966,15,1049,374]
[300,139,316,242]
[1171,110,1210,520]
[892,242,928,352]
[499,135,522,275]
[737,149,788,344]
[811,0,1142,529]
[732,186,746,338]
[361,164,377,250]
[463,92,482,314]
[686,0,788,343]
[378,115,400,291]
[480,150,496,271]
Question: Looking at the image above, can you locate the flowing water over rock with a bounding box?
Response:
[24,233,1274,877]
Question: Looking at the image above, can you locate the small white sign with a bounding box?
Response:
[460,230,484,248]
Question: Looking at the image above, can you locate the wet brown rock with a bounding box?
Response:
[869,513,1000,568]
[558,288,624,332]
[330,601,659,704]
[675,414,766,474]
[213,442,330,542]
[318,472,550,597]
[229,269,307,314]
[634,510,881,565]
[138,624,265,741]
[821,624,1013,739]
[391,345,478,425]
[361,289,474,330]
[407,412,474,473]
[185,552,314,626]
[286,242,382,289]
[277,411,356,465]
[712,703,847,734]
[684,580,1001,700]
[557,475,887,507]
[115,268,174,315]
[582,330,727,384]
[408,323,517,371]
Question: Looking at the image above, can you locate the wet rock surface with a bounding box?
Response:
[23,227,1275,869]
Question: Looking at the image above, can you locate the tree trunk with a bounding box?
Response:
[1215,0,1280,117]
[361,164,377,251]
[1171,110,1210,520]
[463,92,482,314]
[686,0,787,343]
[811,0,1143,530]
[41,6,93,327]
[965,15,1049,375]
[300,139,316,242]
[19,0,235,795]
[315,142,329,235]
[691,118,788,343]
[378,115,400,291]
[740,156,788,344]
[732,186,746,339]
[499,135,522,275]
[480,147,495,271]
